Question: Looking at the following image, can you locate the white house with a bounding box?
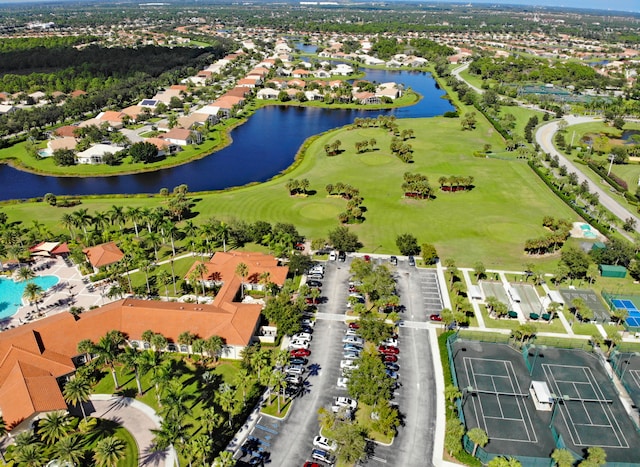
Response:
[257,88,280,100]
[76,143,122,165]
[333,64,354,76]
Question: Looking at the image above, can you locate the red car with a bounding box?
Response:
[348,322,360,329]
[295,243,306,251]
[290,348,311,357]
[430,314,442,322]
[382,354,398,363]
[378,345,400,355]
[364,255,371,262]
[304,463,320,467]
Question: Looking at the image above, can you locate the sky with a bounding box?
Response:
[433,0,640,13]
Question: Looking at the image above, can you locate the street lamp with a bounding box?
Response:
[549,394,570,427]
[607,154,615,176]
[462,385,474,404]
[529,344,547,376]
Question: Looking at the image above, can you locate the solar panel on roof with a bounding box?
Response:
[140,99,157,106]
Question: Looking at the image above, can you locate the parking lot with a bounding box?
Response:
[246,255,441,466]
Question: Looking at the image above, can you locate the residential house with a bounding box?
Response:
[54,125,79,138]
[305,90,324,101]
[122,105,147,122]
[288,79,306,89]
[212,95,245,118]
[178,112,217,129]
[292,69,310,78]
[97,111,126,130]
[332,64,354,76]
[353,91,380,105]
[0,104,17,115]
[70,90,87,98]
[46,137,77,156]
[76,143,122,165]
[161,128,202,146]
[145,137,181,156]
[257,88,280,100]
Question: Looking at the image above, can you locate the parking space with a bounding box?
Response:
[252,255,441,467]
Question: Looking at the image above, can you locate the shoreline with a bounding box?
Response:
[0,90,421,180]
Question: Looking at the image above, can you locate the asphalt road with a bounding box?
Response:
[535,115,640,235]
[252,256,439,467]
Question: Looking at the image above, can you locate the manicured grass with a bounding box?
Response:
[2,114,579,269]
[478,305,521,330]
[354,403,393,444]
[496,105,545,141]
[114,427,139,467]
[127,256,198,292]
[261,394,292,418]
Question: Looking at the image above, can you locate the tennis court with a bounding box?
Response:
[453,341,556,457]
[543,363,629,448]
[611,351,640,408]
[611,299,640,328]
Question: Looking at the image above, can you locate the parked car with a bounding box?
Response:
[285,385,302,397]
[290,357,308,366]
[307,273,324,280]
[337,377,349,388]
[289,339,310,350]
[285,374,303,385]
[290,348,311,357]
[300,325,314,334]
[307,280,323,288]
[390,255,398,266]
[381,338,398,348]
[334,396,358,410]
[386,369,399,380]
[340,360,359,370]
[343,351,360,360]
[344,328,359,336]
[329,251,337,261]
[293,332,312,342]
[285,365,305,376]
[347,322,360,329]
[363,255,371,262]
[313,435,338,452]
[309,265,324,275]
[378,345,400,355]
[301,318,315,328]
[311,449,335,465]
[429,314,442,322]
[342,336,364,345]
[338,251,346,262]
[385,362,400,372]
[381,354,398,363]
[303,463,320,467]
[295,243,305,251]
[408,256,416,266]
[343,343,363,352]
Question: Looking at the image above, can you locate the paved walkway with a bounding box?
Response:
[88,395,177,467]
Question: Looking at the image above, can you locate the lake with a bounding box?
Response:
[0,68,453,200]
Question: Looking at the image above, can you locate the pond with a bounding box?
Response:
[0,68,454,200]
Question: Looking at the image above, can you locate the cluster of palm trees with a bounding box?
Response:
[16,266,46,315]
[1,411,125,467]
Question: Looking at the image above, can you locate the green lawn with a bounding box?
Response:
[496,105,545,140]
[3,113,580,269]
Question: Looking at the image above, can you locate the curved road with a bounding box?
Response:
[536,116,640,235]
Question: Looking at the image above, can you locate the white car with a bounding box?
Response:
[342,336,364,345]
[340,360,359,370]
[345,328,359,336]
[293,332,312,342]
[309,266,324,275]
[382,338,398,348]
[288,339,310,350]
[313,435,338,452]
[329,251,337,261]
[334,396,358,410]
[285,365,305,375]
[337,377,349,388]
[343,351,360,360]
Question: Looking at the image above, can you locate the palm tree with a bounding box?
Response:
[61,213,76,238]
[194,261,209,298]
[215,221,231,252]
[467,427,488,456]
[0,415,7,463]
[94,436,125,467]
[93,330,125,389]
[205,335,225,363]
[269,370,287,414]
[584,446,607,466]
[52,434,84,465]
[161,220,178,256]
[37,411,72,445]
[551,448,575,467]
[235,262,249,299]
[216,383,237,428]
[119,346,148,395]
[16,266,35,282]
[200,407,223,437]
[157,269,171,299]
[178,331,196,356]
[10,442,46,467]
[145,231,162,261]
[125,206,141,237]
[108,205,126,232]
[63,375,91,420]
[23,282,43,312]
[72,208,92,242]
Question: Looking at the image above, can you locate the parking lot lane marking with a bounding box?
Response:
[371,456,388,463]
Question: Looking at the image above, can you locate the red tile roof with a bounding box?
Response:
[83,242,124,268]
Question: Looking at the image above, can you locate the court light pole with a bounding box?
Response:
[549,394,570,428]
[462,386,474,404]
[529,344,547,376]
[620,352,640,380]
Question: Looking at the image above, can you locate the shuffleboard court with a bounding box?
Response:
[512,284,542,318]
[543,363,629,448]
[559,288,610,323]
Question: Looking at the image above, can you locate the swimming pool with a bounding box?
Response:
[0,275,59,320]
[579,223,598,239]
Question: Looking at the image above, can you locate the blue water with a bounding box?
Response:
[294,43,318,54]
[0,68,453,200]
[0,275,59,319]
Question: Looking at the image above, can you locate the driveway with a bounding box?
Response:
[86,395,176,467]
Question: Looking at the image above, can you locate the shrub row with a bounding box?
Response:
[472,102,510,140]
[587,161,628,192]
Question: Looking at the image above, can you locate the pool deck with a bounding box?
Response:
[0,255,116,331]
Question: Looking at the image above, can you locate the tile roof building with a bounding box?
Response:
[83,242,124,269]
